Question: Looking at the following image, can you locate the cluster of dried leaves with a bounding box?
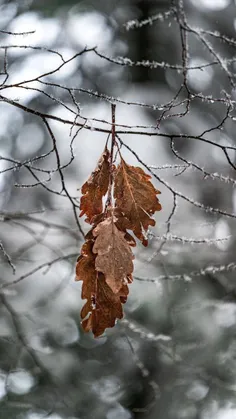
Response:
[76,146,162,337]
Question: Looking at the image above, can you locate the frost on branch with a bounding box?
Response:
[76,142,162,337]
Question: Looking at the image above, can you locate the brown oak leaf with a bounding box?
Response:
[91,208,137,248]
[114,158,162,246]
[76,239,95,302]
[76,238,129,337]
[82,274,129,338]
[113,208,136,247]
[79,147,110,223]
[92,216,134,294]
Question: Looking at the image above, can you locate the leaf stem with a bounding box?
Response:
[111,103,116,163]
[105,104,116,210]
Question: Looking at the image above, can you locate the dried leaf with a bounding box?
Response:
[82,274,129,337]
[76,147,162,337]
[75,239,95,301]
[93,216,134,294]
[92,208,137,248]
[114,158,162,246]
[79,147,110,222]
[76,238,129,337]
[113,208,136,247]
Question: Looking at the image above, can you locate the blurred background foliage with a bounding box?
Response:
[1,0,236,418]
